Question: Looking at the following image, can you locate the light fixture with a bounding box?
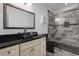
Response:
[27,3,32,6]
[24,3,32,6]
[65,3,68,5]
[24,3,32,7]
[55,18,60,22]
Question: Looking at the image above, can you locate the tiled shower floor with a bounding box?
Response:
[47,47,77,56]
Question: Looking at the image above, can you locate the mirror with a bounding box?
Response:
[3,3,35,29]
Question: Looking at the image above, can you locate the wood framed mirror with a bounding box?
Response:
[3,3,35,29]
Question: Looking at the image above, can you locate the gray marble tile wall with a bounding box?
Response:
[54,9,79,46]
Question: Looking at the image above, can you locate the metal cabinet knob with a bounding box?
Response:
[8,51,11,54]
[31,48,35,51]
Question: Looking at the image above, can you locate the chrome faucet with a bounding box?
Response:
[24,28,27,35]
[24,28,27,39]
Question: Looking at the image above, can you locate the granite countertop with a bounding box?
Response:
[0,34,46,49]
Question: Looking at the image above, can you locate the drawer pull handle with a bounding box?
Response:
[8,51,11,54]
[31,48,35,51]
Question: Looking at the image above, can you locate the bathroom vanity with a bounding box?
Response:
[1,3,47,56]
[0,34,46,56]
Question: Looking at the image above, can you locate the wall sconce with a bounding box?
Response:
[27,3,32,6]
[40,15,48,24]
[65,3,68,5]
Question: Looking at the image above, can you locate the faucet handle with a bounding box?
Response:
[24,28,27,34]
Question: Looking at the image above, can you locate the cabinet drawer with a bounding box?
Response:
[20,47,33,56]
[20,44,41,56]
[20,37,46,56]
[20,39,41,51]
[41,37,46,45]
[40,37,46,56]
[0,45,19,56]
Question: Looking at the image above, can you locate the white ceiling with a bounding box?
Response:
[42,3,66,11]
[40,3,78,14]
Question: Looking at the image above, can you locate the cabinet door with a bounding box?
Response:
[40,37,46,56]
[31,44,41,56]
[20,47,32,56]
[20,44,41,56]
[20,37,46,56]
[0,45,19,56]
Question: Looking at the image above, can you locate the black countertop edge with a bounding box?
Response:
[0,32,30,36]
[0,34,46,49]
[0,32,31,43]
[53,41,79,55]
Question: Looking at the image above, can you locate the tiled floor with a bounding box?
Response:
[47,47,77,56]
[47,52,54,56]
